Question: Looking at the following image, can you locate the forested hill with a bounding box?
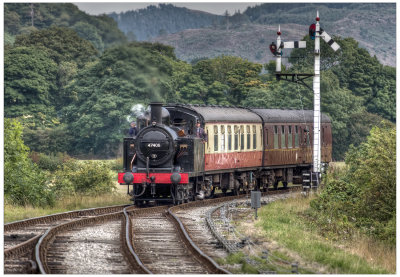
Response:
[108,4,221,41]
[109,3,395,67]
[4,3,127,51]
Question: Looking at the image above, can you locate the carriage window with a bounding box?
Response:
[221,125,225,151]
[228,125,232,151]
[288,126,292,148]
[281,125,286,148]
[252,125,257,149]
[274,125,279,149]
[305,126,310,146]
[322,126,325,145]
[234,126,239,150]
[240,126,244,150]
[295,126,299,147]
[246,125,251,150]
[214,125,218,151]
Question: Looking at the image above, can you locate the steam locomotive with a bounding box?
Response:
[118,102,332,205]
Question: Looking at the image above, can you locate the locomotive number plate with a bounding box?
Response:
[147,143,161,148]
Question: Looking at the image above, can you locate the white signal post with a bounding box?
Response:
[276,25,282,72]
[313,11,321,177]
[312,11,340,184]
[274,25,306,72]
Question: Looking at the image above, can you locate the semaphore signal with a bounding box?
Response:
[270,11,340,188]
[269,25,307,73]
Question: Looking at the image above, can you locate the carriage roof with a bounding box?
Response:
[165,104,331,124]
[166,104,262,123]
[251,108,331,123]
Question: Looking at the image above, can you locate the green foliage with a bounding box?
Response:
[31,152,71,172]
[4,46,58,125]
[52,159,116,197]
[4,118,55,207]
[311,124,396,245]
[23,125,73,154]
[62,42,177,155]
[72,21,104,52]
[190,55,264,105]
[4,32,15,46]
[5,3,127,47]
[14,27,98,67]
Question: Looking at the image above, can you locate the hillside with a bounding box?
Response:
[151,23,309,65]
[110,3,395,66]
[4,3,127,51]
[108,4,221,41]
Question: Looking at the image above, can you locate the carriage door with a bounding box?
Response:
[299,125,310,163]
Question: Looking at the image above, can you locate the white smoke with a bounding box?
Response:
[126,103,146,123]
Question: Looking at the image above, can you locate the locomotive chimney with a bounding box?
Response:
[150,102,163,124]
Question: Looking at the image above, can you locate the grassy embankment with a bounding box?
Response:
[218,193,395,274]
[4,184,130,223]
[4,161,131,223]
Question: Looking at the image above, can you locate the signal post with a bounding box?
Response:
[270,11,340,188]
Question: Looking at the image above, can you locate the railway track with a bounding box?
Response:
[5,187,301,274]
[35,211,142,274]
[4,205,129,274]
[127,204,230,274]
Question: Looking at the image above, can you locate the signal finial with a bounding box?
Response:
[277,25,281,36]
[316,10,320,21]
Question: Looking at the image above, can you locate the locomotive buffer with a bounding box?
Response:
[270,11,340,188]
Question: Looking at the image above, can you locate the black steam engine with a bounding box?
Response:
[119,103,202,205]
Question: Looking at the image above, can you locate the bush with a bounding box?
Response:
[31,151,71,171]
[310,124,396,246]
[52,159,116,197]
[4,118,55,207]
[23,124,73,154]
[111,157,124,171]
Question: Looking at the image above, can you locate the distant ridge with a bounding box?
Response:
[108,3,395,67]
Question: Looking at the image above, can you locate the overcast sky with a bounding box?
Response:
[74,2,259,15]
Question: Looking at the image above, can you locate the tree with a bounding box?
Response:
[72,21,104,52]
[193,55,263,105]
[4,118,54,207]
[4,5,21,34]
[14,26,98,67]
[4,46,58,125]
[62,43,177,155]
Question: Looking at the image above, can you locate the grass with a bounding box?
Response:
[4,183,131,223]
[243,194,395,274]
